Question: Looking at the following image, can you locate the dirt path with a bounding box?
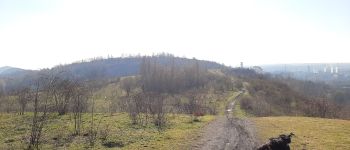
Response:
[192,92,259,150]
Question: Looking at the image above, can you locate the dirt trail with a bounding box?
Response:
[192,92,259,150]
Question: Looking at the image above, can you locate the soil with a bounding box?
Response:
[192,92,259,150]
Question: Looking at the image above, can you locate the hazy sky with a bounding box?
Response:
[0,0,349,69]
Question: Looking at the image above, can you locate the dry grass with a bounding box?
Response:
[253,117,350,150]
[0,113,214,150]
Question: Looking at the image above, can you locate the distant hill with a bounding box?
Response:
[0,66,27,76]
[51,55,226,80]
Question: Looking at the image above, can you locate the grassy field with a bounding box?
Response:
[253,117,350,150]
[235,94,350,150]
[0,113,214,150]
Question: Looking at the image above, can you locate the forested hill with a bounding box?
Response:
[52,55,226,80]
[0,55,226,91]
[0,66,27,77]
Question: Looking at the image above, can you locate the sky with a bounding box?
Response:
[0,0,349,70]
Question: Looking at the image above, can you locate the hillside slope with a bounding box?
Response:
[224,68,350,119]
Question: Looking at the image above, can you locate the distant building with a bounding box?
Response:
[331,67,334,73]
[335,67,339,74]
[240,62,243,68]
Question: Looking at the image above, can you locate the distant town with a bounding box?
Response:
[261,63,350,87]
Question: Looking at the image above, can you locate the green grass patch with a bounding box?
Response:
[0,113,214,150]
[253,116,350,150]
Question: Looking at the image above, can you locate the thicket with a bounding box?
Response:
[233,68,346,119]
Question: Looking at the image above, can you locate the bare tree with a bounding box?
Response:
[17,87,31,115]
[120,77,137,97]
[137,56,213,127]
[4,95,15,113]
[52,78,75,115]
[72,82,88,135]
[126,92,149,125]
[28,75,52,150]
[305,98,339,118]
[0,82,5,112]
[151,94,167,128]
[184,90,205,122]
[0,80,11,113]
[126,96,139,125]
[88,88,98,147]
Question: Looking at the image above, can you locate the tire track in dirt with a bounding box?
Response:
[192,91,259,150]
